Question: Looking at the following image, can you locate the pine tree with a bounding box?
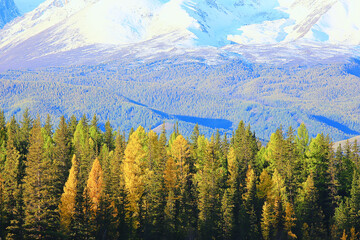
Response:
[104,120,114,151]
[59,155,79,235]
[221,188,234,239]
[141,130,166,239]
[296,172,326,240]
[0,173,5,240]
[0,110,6,171]
[349,170,360,232]
[23,118,59,239]
[89,114,102,155]
[2,125,23,239]
[53,116,72,202]
[73,119,94,192]
[196,137,223,239]
[163,156,178,237]
[0,109,6,144]
[43,114,53,138]
[108,132,127,239]
[306,133,333,226]
[170,134,195,238]
[223,147,239,239]
[67,115,78,140]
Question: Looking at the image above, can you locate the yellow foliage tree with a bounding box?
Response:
[85,158,104,213]
[170,135,190,196]
[59,155,79,233]
[122,126,147,230]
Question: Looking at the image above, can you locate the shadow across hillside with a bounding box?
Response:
[124,97,233,130]
[151,109,232,130]
[345,58,360,78]
[311,115,359,135]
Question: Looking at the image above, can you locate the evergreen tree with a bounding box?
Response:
[53,116,72,202]
[0,110,6,171]
[89,114,102,155]
[170,134,195,238]
[221,188,234,239]
[23,118,59,239]
[3,125,23,239]
[108,132,127,239]
[104,120,114,151]
[296,173,326,239]
[242,165,260,239]
[349,170,360,232]
[163,156,178,237]
[0,173,5,240]
[306,134,333,225]
[195,137,223,239]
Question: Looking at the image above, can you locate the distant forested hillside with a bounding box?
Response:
[0,110,359,239]
[0,58,360,141]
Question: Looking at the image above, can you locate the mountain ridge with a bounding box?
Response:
[0,0,359,71]
[0,0,20,28]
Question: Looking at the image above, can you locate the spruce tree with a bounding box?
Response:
[242,165,260,239]
[104,120,114,151]
[53,116,72,201]
[23,118,58,239]
[296,173,326,239]
[196,137,223,239]
[349,170,360,232]
[108,132,127,238]
[3,125,23,239]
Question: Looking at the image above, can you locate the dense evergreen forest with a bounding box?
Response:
[0,109,359,240]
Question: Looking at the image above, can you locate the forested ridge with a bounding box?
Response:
[0,109,359,240]
[2,60,360,142]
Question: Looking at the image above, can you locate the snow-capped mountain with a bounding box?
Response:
[229,0,360,45]
[0,0,19,28]
[14,0,46,14]
[0,0,359,71]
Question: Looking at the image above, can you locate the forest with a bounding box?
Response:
[0,109,359,240]
[2,59,360,141]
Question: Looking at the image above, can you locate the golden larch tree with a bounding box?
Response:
[59,155,79,233]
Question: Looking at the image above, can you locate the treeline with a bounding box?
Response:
[0,109,359,240]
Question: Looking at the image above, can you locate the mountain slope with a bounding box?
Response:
[229,0,360,45]
[1,58,360,141]
[0,0,359,72]
[0,0,19,28]
[14,0,46,13]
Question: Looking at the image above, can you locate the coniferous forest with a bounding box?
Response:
[0,109,360,240]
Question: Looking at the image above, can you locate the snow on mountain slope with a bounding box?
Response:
[0,0,198,53]
[14,0,45,13]
[0,0,359,71]
[229,0,360,45]
[0,0,20,28]
[184,0,288,46]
